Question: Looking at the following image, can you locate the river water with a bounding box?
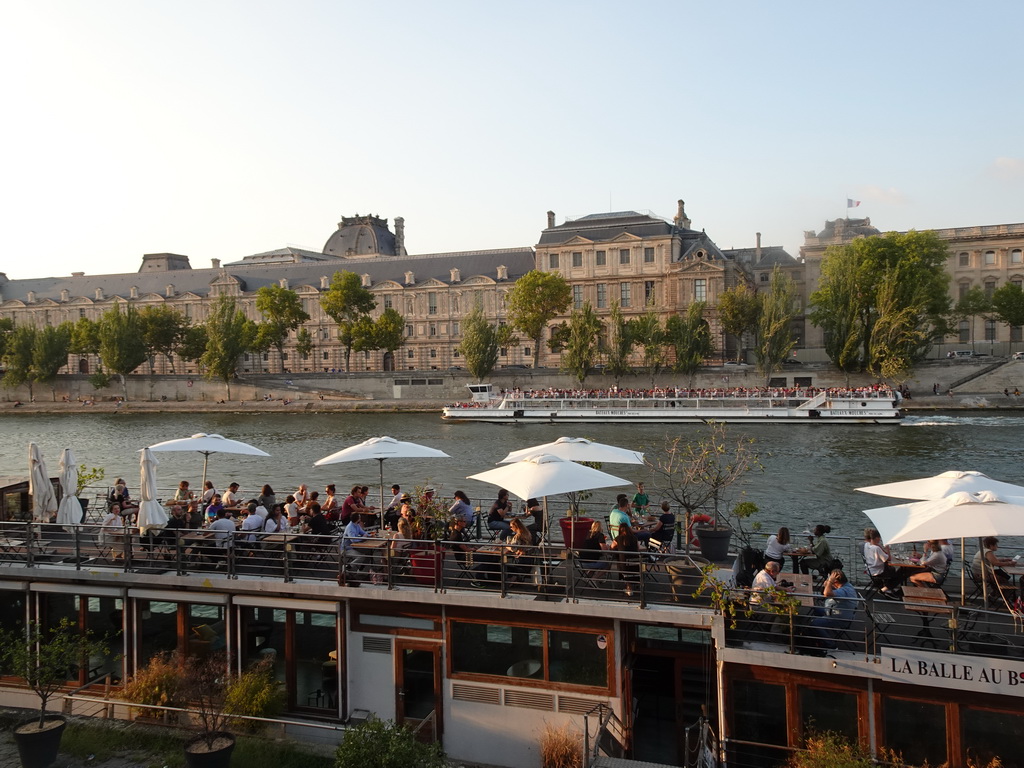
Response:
[2,410,1022,543]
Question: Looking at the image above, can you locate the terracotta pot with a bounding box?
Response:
[184,732,236,768]
[410,547,441,585]
[559,517,594,549]
[13,715,66,768]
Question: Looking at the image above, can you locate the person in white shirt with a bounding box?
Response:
[208,509,236,549]
[263,505,289,534]
[764,527,794,567]
[863,528,898,593]
[239,507,264,545]
[222,483,241,509]
[909,540,948,587]
[750,561,782,605]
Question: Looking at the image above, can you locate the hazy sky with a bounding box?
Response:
[2,1,1022,279]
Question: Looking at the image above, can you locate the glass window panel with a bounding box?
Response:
[883,697,946,767]
[733,680,787,746]
[187,604,226,657]
[596,250,606,266]
[799,688,858,742]
[84,596,123,683]
[452,622,542,679]
[548,630,607,687]
[138,600,180,662]
[962,708,1023,768]
[295,611,338,711]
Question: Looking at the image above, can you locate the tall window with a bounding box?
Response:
[405,324,414,338]
[549,253,559,269]
[694,279,707,303]
[1012,249,1023,264]
[644,281,655,305]
[595,250,606,266]
[959,252,970,267]
[384,295,393,310]
[643,247,655,263]
[596,283,607,309]
[428,292,437,315]
[429,349,437,358]
[984,319,996,341]
[619,249,631,265]
[620,282,631,307]
[959,282,970,299]
[984,250,996,265]
[958,320,970,342]
[429,323,437,337]
[572,252,583,268]
[985,280,996,299]
[452,321,460,336]
[573,285,583,309]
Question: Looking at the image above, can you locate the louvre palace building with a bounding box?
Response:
[1,201,1022,376]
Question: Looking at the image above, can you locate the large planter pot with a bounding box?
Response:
[696,527,732,562]
[13,715,66,768]
[184,732,236,768]
[559,517,594,549]
[410,547,441,585]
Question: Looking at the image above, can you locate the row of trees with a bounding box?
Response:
[0,270,406,400]
[458,267,800,385]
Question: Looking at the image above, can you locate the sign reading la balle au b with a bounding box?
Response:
[882,648,1024,696]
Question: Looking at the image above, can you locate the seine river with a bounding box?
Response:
[2,410,1022,543]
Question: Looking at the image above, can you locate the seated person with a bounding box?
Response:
[799,525,833,575]
[100,505,126,556]
[909,540,948,587]
[449,490,475,528]
[172,480,194,503]
[750,561,784,605]
[609,495,632,538]
[341,513,371,573]
[807,569,857,651]
[208,509,237,552]
[321,484,340,522]
[383,484,402,530]
[863,528,900,593]
[446,516,474,566]
[972,536,1015,591]
[238,505,265,549]
[506,517,538,580]
[611,524,640,586]
[204,494,225,525]
[524,498,544,538]
[764,527,794,568]
[580,521,611,572]
[222,482,242,510]
[646,501,676,550]
[487,490,513,541]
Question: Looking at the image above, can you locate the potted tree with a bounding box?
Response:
[179,652,237,768]
[75,464,105,516]
[646,423,762,561]
[0,617,112,768]
[558,461,600,549]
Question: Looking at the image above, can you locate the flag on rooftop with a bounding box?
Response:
[847,198,861,208]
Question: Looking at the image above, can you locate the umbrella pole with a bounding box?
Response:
[201,453,210,497]
[378,459,386,516]
[960,537,965,606]
[979,536,988,609]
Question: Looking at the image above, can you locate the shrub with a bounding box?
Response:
[787,732,872,768]
[335,718,448,768]
[224,659,285,732]
[540,722,582,768]
[120,651,186,713]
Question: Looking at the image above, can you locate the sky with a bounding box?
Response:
[1,0,1022,280]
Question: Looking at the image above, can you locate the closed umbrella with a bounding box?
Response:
[55,448,81,530]
[314,436,451,510]
[29,443,57,523]
[147,433,271,490]
[137,448,168,536]
[499,437,644,466]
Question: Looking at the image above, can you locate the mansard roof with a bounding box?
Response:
[722,245,799,269]
[538,210,686,246]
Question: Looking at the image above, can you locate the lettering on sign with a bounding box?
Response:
[882,649,1024,697]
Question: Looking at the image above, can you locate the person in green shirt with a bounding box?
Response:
[631,482,650,514]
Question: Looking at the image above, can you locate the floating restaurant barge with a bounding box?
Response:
[442,384,904,425]
[0,516,1018,767]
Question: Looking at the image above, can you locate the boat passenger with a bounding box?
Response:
[293,483,309,510]
[909,540,948,587]
[609,495,632,539]
[208,509,236,550]
[257,484,276,511]
[611,523,640,589]
[764,527,794,568]
[507,517,538,581]
[201,480,217,505]
[863,528,900,594]
[631,483,650,514]
[798,525,833,575]
[173,480,194,502]
[222,482,242,510]
[396,496,415,540]
[322,484,340,521]
[284,495,299,527]
[580,521,611,572]
[263,505,289,534]
[972,537,1015,590]
[100,504,125,556]
[239,504,264,546]
[449,490,475,529]
[806,569,856,651]
[488,489,513,541]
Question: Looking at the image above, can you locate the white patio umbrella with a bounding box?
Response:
[29,442,58,522]
[314,436,451,510]
[137,448,168,536]
[499,437,644,466]
[55,448,81,530]
[468,453,630,502]
[857,470,1024,500]
[147,433,271,490]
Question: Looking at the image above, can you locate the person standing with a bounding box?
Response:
[631,482,650,514]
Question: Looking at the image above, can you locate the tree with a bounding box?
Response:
[2,324,37,397]
[335,717,448,768]
[630,309,665,386]
[138,305,188,373]
[785,732,873,768]
[458,302,499,381]
[98,305,147,400]
[69,317,100,356]
[867,275,930,382]
[718,284,760,362]
[320,271,376,372]
[603,301,634,386]
[178,325,208,368]
[201,296,250,398]
[755,266,797,383]
[295,327,315,361]
[992,283,1024,336]
[255,284,310,372]
[350,315,379,367]
[810,230,951,373]
[374,308,406,361]
[560,302,604,386]
[952,286,992,347]
[32,323,72,401]
[0,317,15,359]
[666,302,713,383]
[506,270,572,368]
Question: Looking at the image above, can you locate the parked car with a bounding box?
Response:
[947,350,977,359]
[1012,351,1024,361]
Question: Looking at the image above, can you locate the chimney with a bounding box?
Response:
[211,258,221,269]
[547,211,555,228]
[395,216,405,255]
[755,232,762,260]
[674,199,691,229]
[71,272,84,277]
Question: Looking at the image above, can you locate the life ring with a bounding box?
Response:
[688,514,713,547]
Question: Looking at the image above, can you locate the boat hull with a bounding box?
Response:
[442,406,901,424]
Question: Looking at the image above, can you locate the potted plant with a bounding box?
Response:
[75,464,105,514]
[179,652,237,768]
[559,461,599,549]
[0,617,112,768]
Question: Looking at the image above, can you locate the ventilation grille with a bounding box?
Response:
[452,684,501,705]
[504,689,555,711]
[362,636,392,655]
[558,695,606,715]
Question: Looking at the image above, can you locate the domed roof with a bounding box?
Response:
[323,214,402,258]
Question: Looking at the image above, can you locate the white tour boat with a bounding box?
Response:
[442,383,903,424]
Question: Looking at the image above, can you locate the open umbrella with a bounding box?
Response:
[857,470,1024,500]
[147,433,271,490]
[56,448,81,530]
[137,448,168,536]
[468,453,630,501]
[314,436,451,510]
[29,443,58,523]
[499,437,644,466]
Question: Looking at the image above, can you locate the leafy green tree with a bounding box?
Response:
[952,286,992,346]
[374,308,406,361]
[295,327,315,362]
[603,301,634,386]
[2,324,37,397]
[69,317,100,356]
[177,324,208,368]
[458,302,500,381]
[630,309,665,386]
[666,302,713,383]
[32,323,72,401]
[785,731,873,768]
[718,284,760,362]
[0,317,15,359]
[350,315,379,369]
[560,302,604,386]
[320,271,376,372]
[868,275,930,382]
[335,718,448,768]
[201,296,250,398]
[506,270,572,368]
[255,284,310,372]
[809,248,864,374]
[138,305,188,373]
[755,266,797,383]
[98,305,148,401]
[992,283,1024,336]
[249,322,274,373]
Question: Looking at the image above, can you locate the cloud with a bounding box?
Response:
[860,186,908,205]
[988,156,1024,181]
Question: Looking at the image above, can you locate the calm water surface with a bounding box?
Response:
[2,411,1021,542]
